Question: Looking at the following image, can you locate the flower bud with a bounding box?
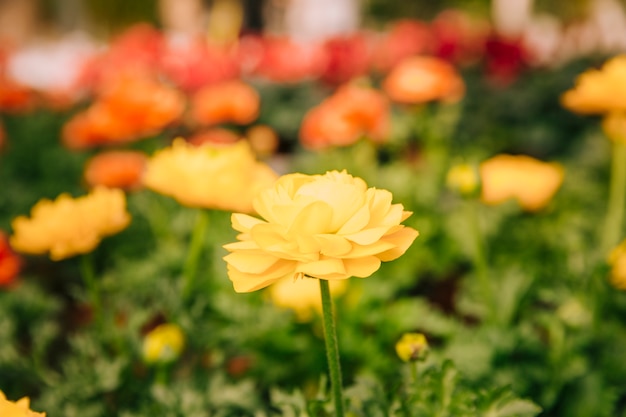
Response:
[395,332,429,362]
[446,163,479,196]
[142,323,185,365]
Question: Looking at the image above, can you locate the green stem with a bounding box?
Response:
[182,209,210,302]
[80,253,102,327]
[319,279,345,417]
[601,141,626,257]
[410,361,419,387]
[464,199,496,323]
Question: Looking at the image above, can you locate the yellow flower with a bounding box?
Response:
[268,276,348,321]
[601,112,626,144]
[10,187,130,260]
[142,323,185,365]
[0,390,46,417]
[143,138,279,212]
[609,239,626,290]
[561,55,626,114]
[395,333,429,362]
[223,170,419,293]
[479,154,564,212]
[446,163,479,196]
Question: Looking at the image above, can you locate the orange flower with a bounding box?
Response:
[190,80,260,126]
[0,78,34,113]
[0,390,45,417]
[300,83,390,150]
[479,154,564,212]
[246,124,279,157]
[382,56,465,104]
[0,231,21,287]
[84,150,148,190]
[62,74,185,149]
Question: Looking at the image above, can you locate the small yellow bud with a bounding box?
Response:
[446,163,479,196]
[142,323,185,365]
[395,333,429,362]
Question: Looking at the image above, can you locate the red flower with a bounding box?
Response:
[319,33,373,85]
[0,232,21,287]
[483,34,529,86]
[372,19,434,73]
[431,9,489,66]
[300,83,389,150]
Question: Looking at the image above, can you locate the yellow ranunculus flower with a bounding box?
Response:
[268,276,348,322]
[0,390,46,417]
[143,138,279,212]
[142,323,185,365]
[395,332,429,362]
[561,55,626,114]
[609,239,626,291]
[479,154,564,212]
[223,170,419,293]
[10,187,130,261]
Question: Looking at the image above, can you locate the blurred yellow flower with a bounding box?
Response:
[601,112,626,144]
[268,276,348,321]
[609,239,626,291]
[561,55,626,114]
[143,138,279,212]
[395,332,429,362]
[10,187,130,260]
[0,390,46,417]
[479,154,564,212]
[223,170,419,293]
[446,163,479,196]
[142,323,185,365]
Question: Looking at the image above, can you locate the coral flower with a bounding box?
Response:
[83,150,148,190]
[300,83,390,150]
[143,138,278,212]
[10,187,131,261]
[0,231,21,287]
[268,276,347,322]
[190,80,260,126]
[62,74,185,149]
[479,154,564,212]
[0,390,45,417]
[223,170,419,293]
[142,323,185,365]
[382,56,465,104]
[372,19,434,73]
[561,55,626,114]
[609,239,626,290]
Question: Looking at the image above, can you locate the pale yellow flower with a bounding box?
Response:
[395,332,429,362]
[609,239,626,291]
[268,276,348,321]
[561,55,626,114]
[142,323,185,365]
[446,163,479,196]
[479,154,564,212]
[0,390,46,417]
[223,170,419,293]
[143,138,279,212]
[10,187,130,260]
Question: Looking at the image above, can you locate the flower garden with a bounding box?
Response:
[2,2,626,416]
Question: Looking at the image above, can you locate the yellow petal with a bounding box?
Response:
[296,258,346,277]
[315,234,353,256]
[344,226,390,245]
[287,201,333,235]
[232,213,265,233]
[376,227,420,261]
[224,252,282,273]
[344,256,382,277]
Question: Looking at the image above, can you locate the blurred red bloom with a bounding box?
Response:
[382,55,465,104]
[484,34,529,86]
[372,19,434,73]
[0,231,21,287]
[300,83,389,150]
[431,9,489,66]
[240,35,326,83]
[319,33,373,85]
[83,150,148,190]
[159,35,240,92]
[62,74,185,149]
[191,80,260,126]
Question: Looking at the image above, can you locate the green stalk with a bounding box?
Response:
[601,141,626,257]
[319,279,345,417]
[182,209,210,302]
[80,253,102,327]
[464,199,496,323]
